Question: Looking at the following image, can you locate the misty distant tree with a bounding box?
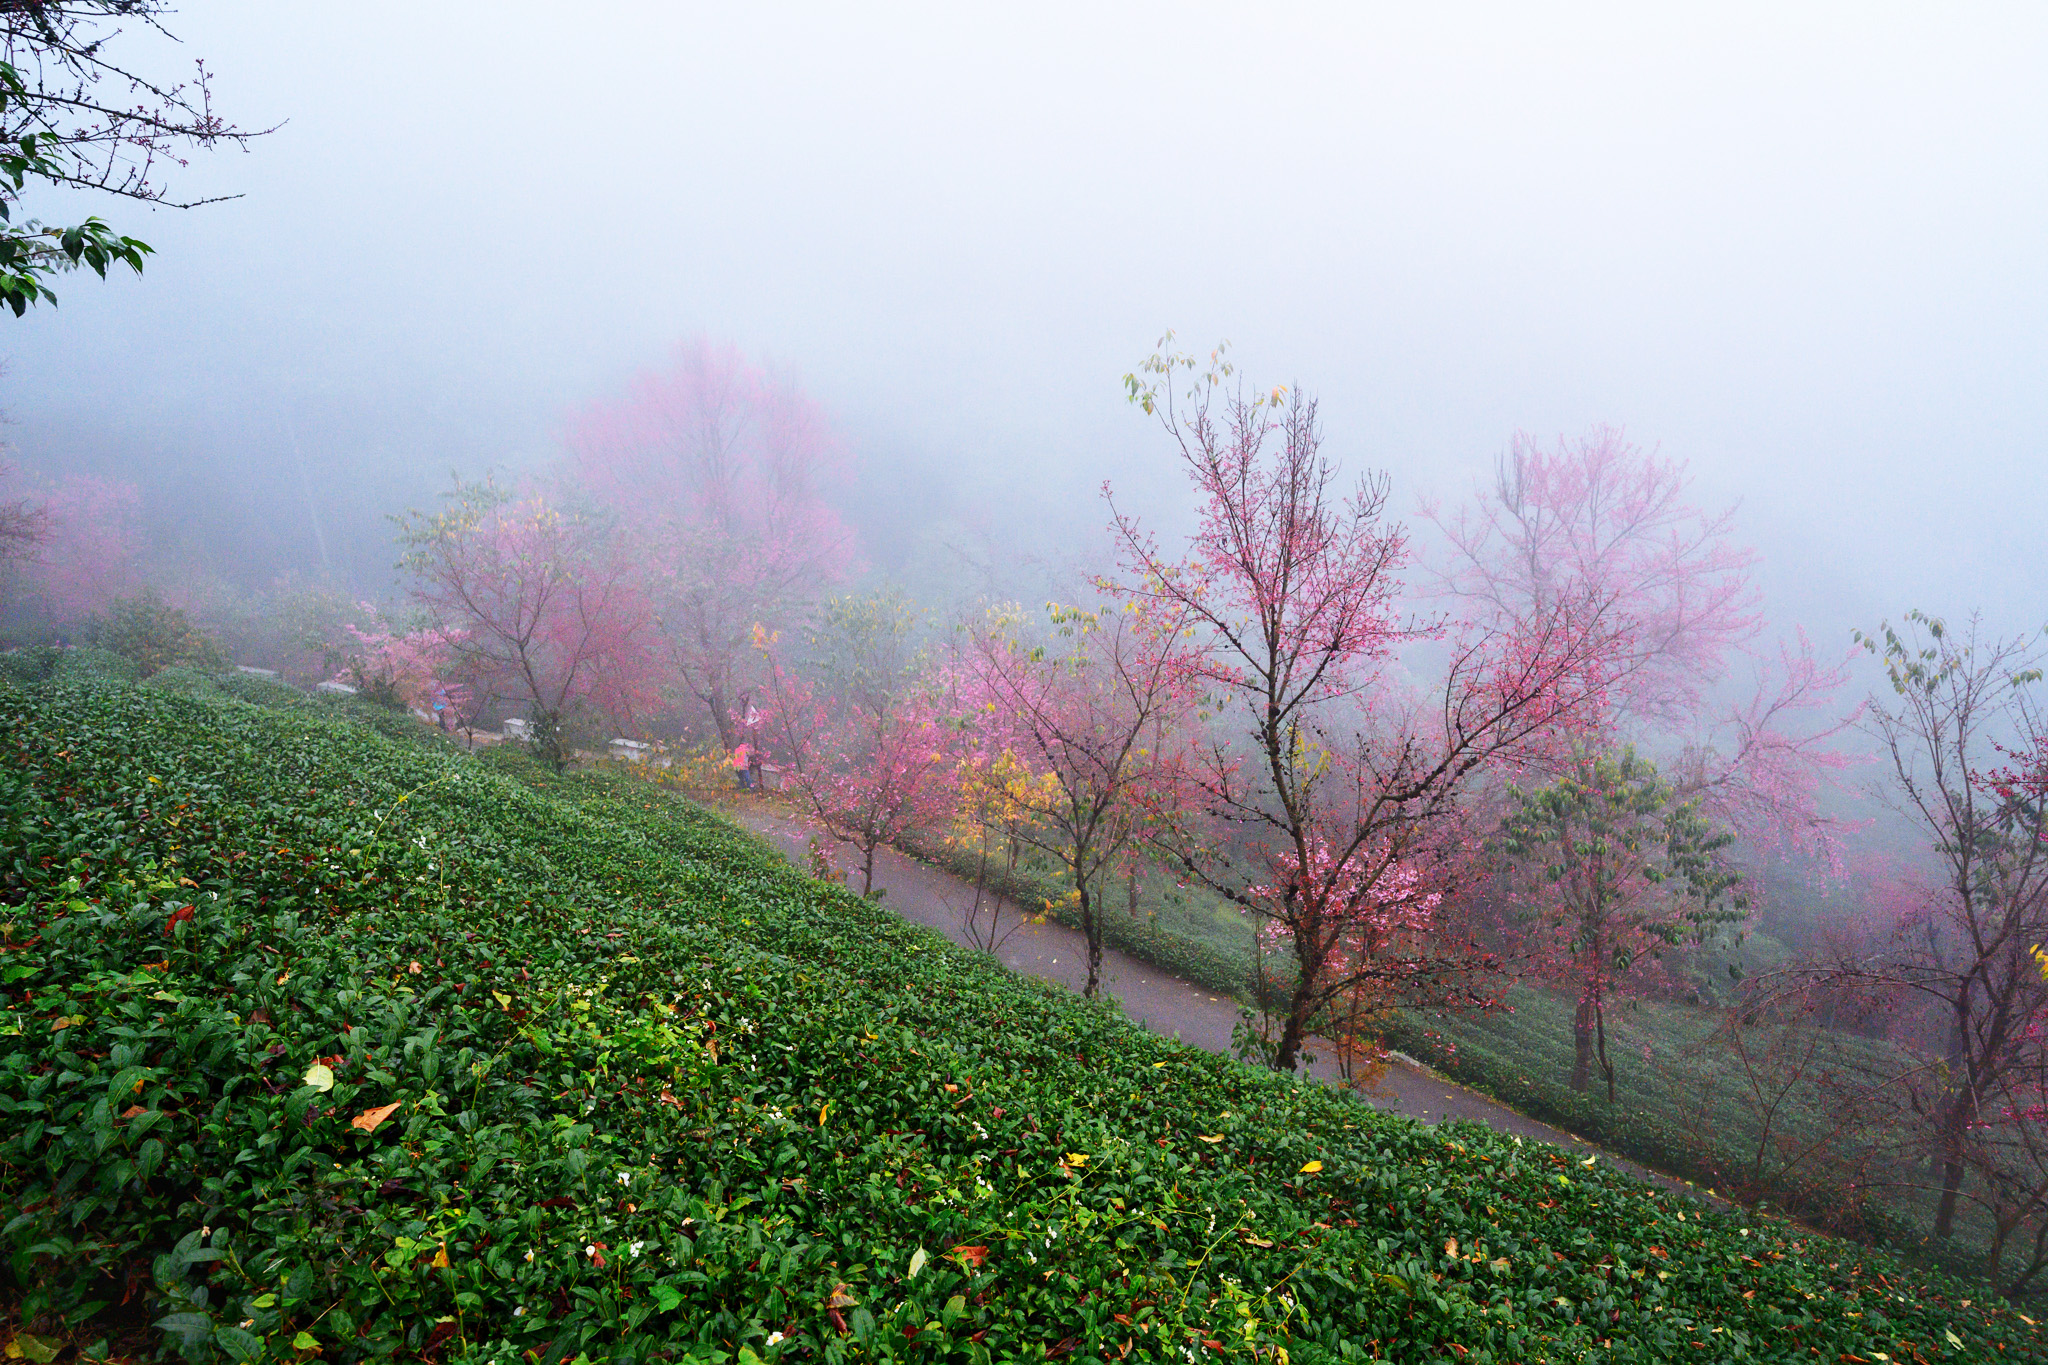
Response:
[16,471,142,625]
[1501,748,1745,1101]
[395,477,656,771]
[564,340,858,750]
[1428,426,1852,854]
[0,2,267,313]
[0,464,47,564]
[1852,614,2048,1264]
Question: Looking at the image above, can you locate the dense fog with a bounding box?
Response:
[5,5,2045,629]
[9,0,2048,1300]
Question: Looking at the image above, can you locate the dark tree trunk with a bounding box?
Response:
[1080,880,1103,998]
[1933,1099,1971,1240]
[707,677,736,753]
[1571,989,1598,1093]
[1273,963,1323,1073]
[1596,996,1616,1104]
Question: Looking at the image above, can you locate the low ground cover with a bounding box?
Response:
[893,810,2005,1286]
[2,670,2038,1361]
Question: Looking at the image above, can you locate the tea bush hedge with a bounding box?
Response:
[1,675,2039,1363]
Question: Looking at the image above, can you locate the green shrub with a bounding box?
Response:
[92,591,229,679]
[0,675,2037,1363]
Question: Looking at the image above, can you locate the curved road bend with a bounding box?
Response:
[719,800,1717,1204]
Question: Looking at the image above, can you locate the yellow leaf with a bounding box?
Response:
[1298,1160,1323,1174]
[1580,1155,1597,1167]
[818,1101,831,1127]
[1446,1238,1459,1258]
[1064,1152,1088,1166]
[1197,1134,1224,1144]
[430,1243,450,1268]
[303,1063,335,1092]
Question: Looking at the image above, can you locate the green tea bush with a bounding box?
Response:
[92,591,230,680]
[0,675,2037,1363]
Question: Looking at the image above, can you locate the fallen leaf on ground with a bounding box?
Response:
[352,1102,401,1132]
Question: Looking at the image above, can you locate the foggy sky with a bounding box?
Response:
[4,3,2044,650]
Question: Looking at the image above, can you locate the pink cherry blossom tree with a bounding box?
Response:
[757,596,956,897]
[15,472,143,626]
[395,476,656,770]
[334,610,456,716]
[563,340,859,748]
[1426,425,1852,855]
[1111,341,1611,1071]
[1856,614,2048,1255]
[962,596,1196,999]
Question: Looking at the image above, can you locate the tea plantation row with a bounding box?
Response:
[0,674,2037,1363]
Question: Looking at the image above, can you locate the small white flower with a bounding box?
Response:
[524,1249,535,1262]
[766,1332,785,1347]
[513,1306,526,1317]
[629,1240,645,1257]
[618,1171,631,1185]
[240,1319,255,1330]
[585,1243,599,1257]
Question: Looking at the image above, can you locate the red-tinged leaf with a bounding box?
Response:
[950,1244,988,1268]
[351,1102,401,1133]
[534,1196,578,1209]
[163,905,194,934]
[119,1104,146,1120]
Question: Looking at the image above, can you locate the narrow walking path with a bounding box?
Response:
[717,796,1717,1203]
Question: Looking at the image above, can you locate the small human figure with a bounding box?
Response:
[747,744,765,792]
[732,740,753,790]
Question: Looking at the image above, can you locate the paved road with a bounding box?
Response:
[720,798,1714,1202]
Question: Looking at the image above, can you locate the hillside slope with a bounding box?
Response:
[1,674,2037,1363]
